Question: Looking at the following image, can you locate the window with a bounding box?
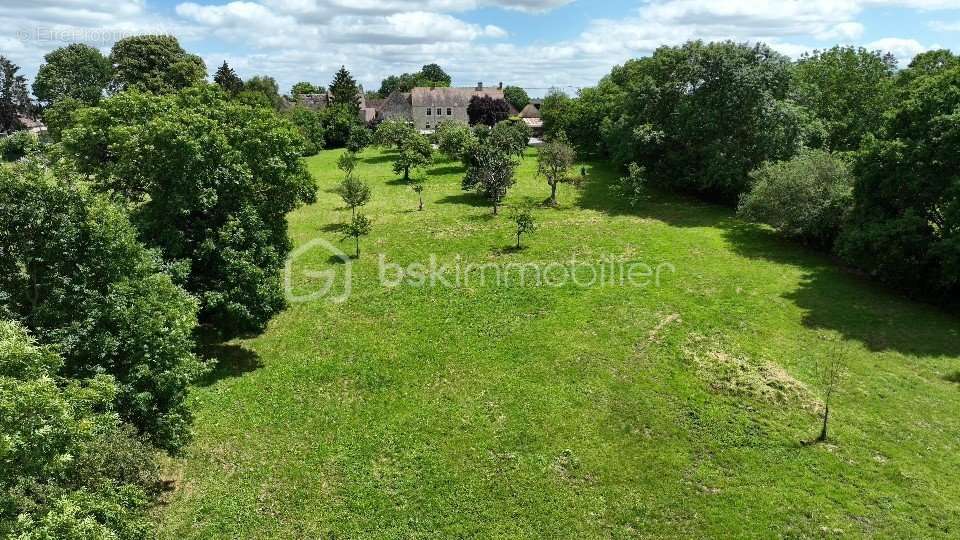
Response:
[447,108,452,116]
[437,108,442,116]
[426,108,431,116]
[425,123,431,130]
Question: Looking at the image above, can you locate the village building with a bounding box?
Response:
[518,103,544,138]
[377,82,516,132]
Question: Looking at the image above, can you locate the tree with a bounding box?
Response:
[513,208,536,249]
[537,132,575,206]
[378,64,452,97]
[490,118,530,159]
[32,44,112,107]
[286,105,326,155]
[214,61,243,96]
[793,46,897,151]
[0,131,39,161]
[329,66,360,112]
[344,213,372,258]
[0,56,30,133]
[392,133,433,181]
[503,85,530,111]
[419,64,452,87]
[467,95,511,126]
[337,151,359,178]
[412,179,425,211]
[812,343,847,443]
[242,75,283,110]
[320,104,363,148]
[338,175,371,219]
[291,81,318,97]
[463,145,517,215]
[738,149,853,249]
[375,117,416,151]
[109,35,206,94]
[41,97,83,141]
[61,85,317,337]
[435,120,476,161]
[0,321,160,539]
[346,125,372,153]
[0,158,205,451]
[540,88,573,140]
[837,63,960,298]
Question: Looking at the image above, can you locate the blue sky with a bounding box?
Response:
[5,1,960,97]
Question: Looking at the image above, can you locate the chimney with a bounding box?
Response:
[498,82,503,90]
[476,82,483,91]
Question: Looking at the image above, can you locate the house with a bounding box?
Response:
[377,82,516,132]
[518,103,544,138]
[295,91,378,124]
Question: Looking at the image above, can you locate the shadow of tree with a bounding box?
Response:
[429,165,465,176]
[436,191,489,208]
[364,154,395,165]
[197,342,263,387]
[576,158,960,358]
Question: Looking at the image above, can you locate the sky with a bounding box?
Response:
[4,1,960,98]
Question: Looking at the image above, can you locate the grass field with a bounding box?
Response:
[158,147,960,538]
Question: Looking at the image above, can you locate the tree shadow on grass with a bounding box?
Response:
[429,165,465,176]
[436,191,488,208]
[386,177,411,186]
[577,158,960,358]
[197,342,263,387]
[320,222,346,233]
[364,154,395,165]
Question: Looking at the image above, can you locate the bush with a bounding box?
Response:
[0,131,39,161]
[738,149,853,248]
[434,120,475,161]
[0,158,205,451]
[0,321,159,540]
[285,106,325,156]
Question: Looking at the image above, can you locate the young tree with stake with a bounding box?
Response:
[514,208,536,249]
[412,178,425,211]
[338,175,371,218]
[337,151,359,178]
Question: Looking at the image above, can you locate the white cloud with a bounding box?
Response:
[867,37,934,59]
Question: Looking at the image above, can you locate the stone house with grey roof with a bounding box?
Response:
[377,83,516,131]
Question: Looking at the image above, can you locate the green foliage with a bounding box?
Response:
[291,81,318,97]
[41,97,83,142]
[0,131,39,161]
[540,88,573,140]
[0,56,31,133]
[345,125,372,154]
[375,117,416,151]
[32,44,112,107]
[513,208,536,248]
[320,104,363,148]
[838,63,960,297]
[463,144,517,214]
[242,76,283,110]
[467,95,510,126]
[109,35,206,94]
[792,46,897,151]
[392,133,433,181]
[344,213,372,258]
[337,175,371,218]
[378,64,452,97]
[503,86,531,112]
[613,162,648,206]
[490,118,530,160]
[0,321,159,540]
[328,66,360,112]
[0,158,204,450]
[337,151,359,178]
[738,149,853,248]
[435,120,476,161]
[61,85,317,337]
[537,132,575,205]
[286,106,326,156]
[213,61,243,96]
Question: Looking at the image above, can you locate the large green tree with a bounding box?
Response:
[109,35,206,94]
[61,85,317,337]
[0,158,204,451]
[378,64,452,97]
[329,66,360,112]
[392,132,433,181]
[0,56,30,133]
[463,144,517,215]
[503,85,530,111]
[213,61,243,96]
[792,46,897,152]
[838,62,960,298]
[32,44,112,107]
[241,75,284,110]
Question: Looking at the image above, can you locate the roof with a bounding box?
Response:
[519,104,541,119]
[411,87,505,108]
[521,117,544,129]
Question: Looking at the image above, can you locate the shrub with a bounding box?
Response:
[738,149,853,248]
[0,320,159,540]
[434,120,475,161]
[0,131,39,161]
[0,158,204,451]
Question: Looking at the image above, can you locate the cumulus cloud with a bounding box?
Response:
[867,37,934,59]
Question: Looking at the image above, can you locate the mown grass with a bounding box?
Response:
[158,146,960,538]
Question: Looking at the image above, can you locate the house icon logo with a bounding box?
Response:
[284,238,352,304]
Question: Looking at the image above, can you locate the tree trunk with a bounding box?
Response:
[550,181,558,206]
[817,405,829,442]
[404,167,410,182]
[493,201,499,215]
[516,232,521,249]
[418,194,423,211]
[351,206,356,219]
[355,237,360,258]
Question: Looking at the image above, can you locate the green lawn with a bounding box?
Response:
[158,147,960,538]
